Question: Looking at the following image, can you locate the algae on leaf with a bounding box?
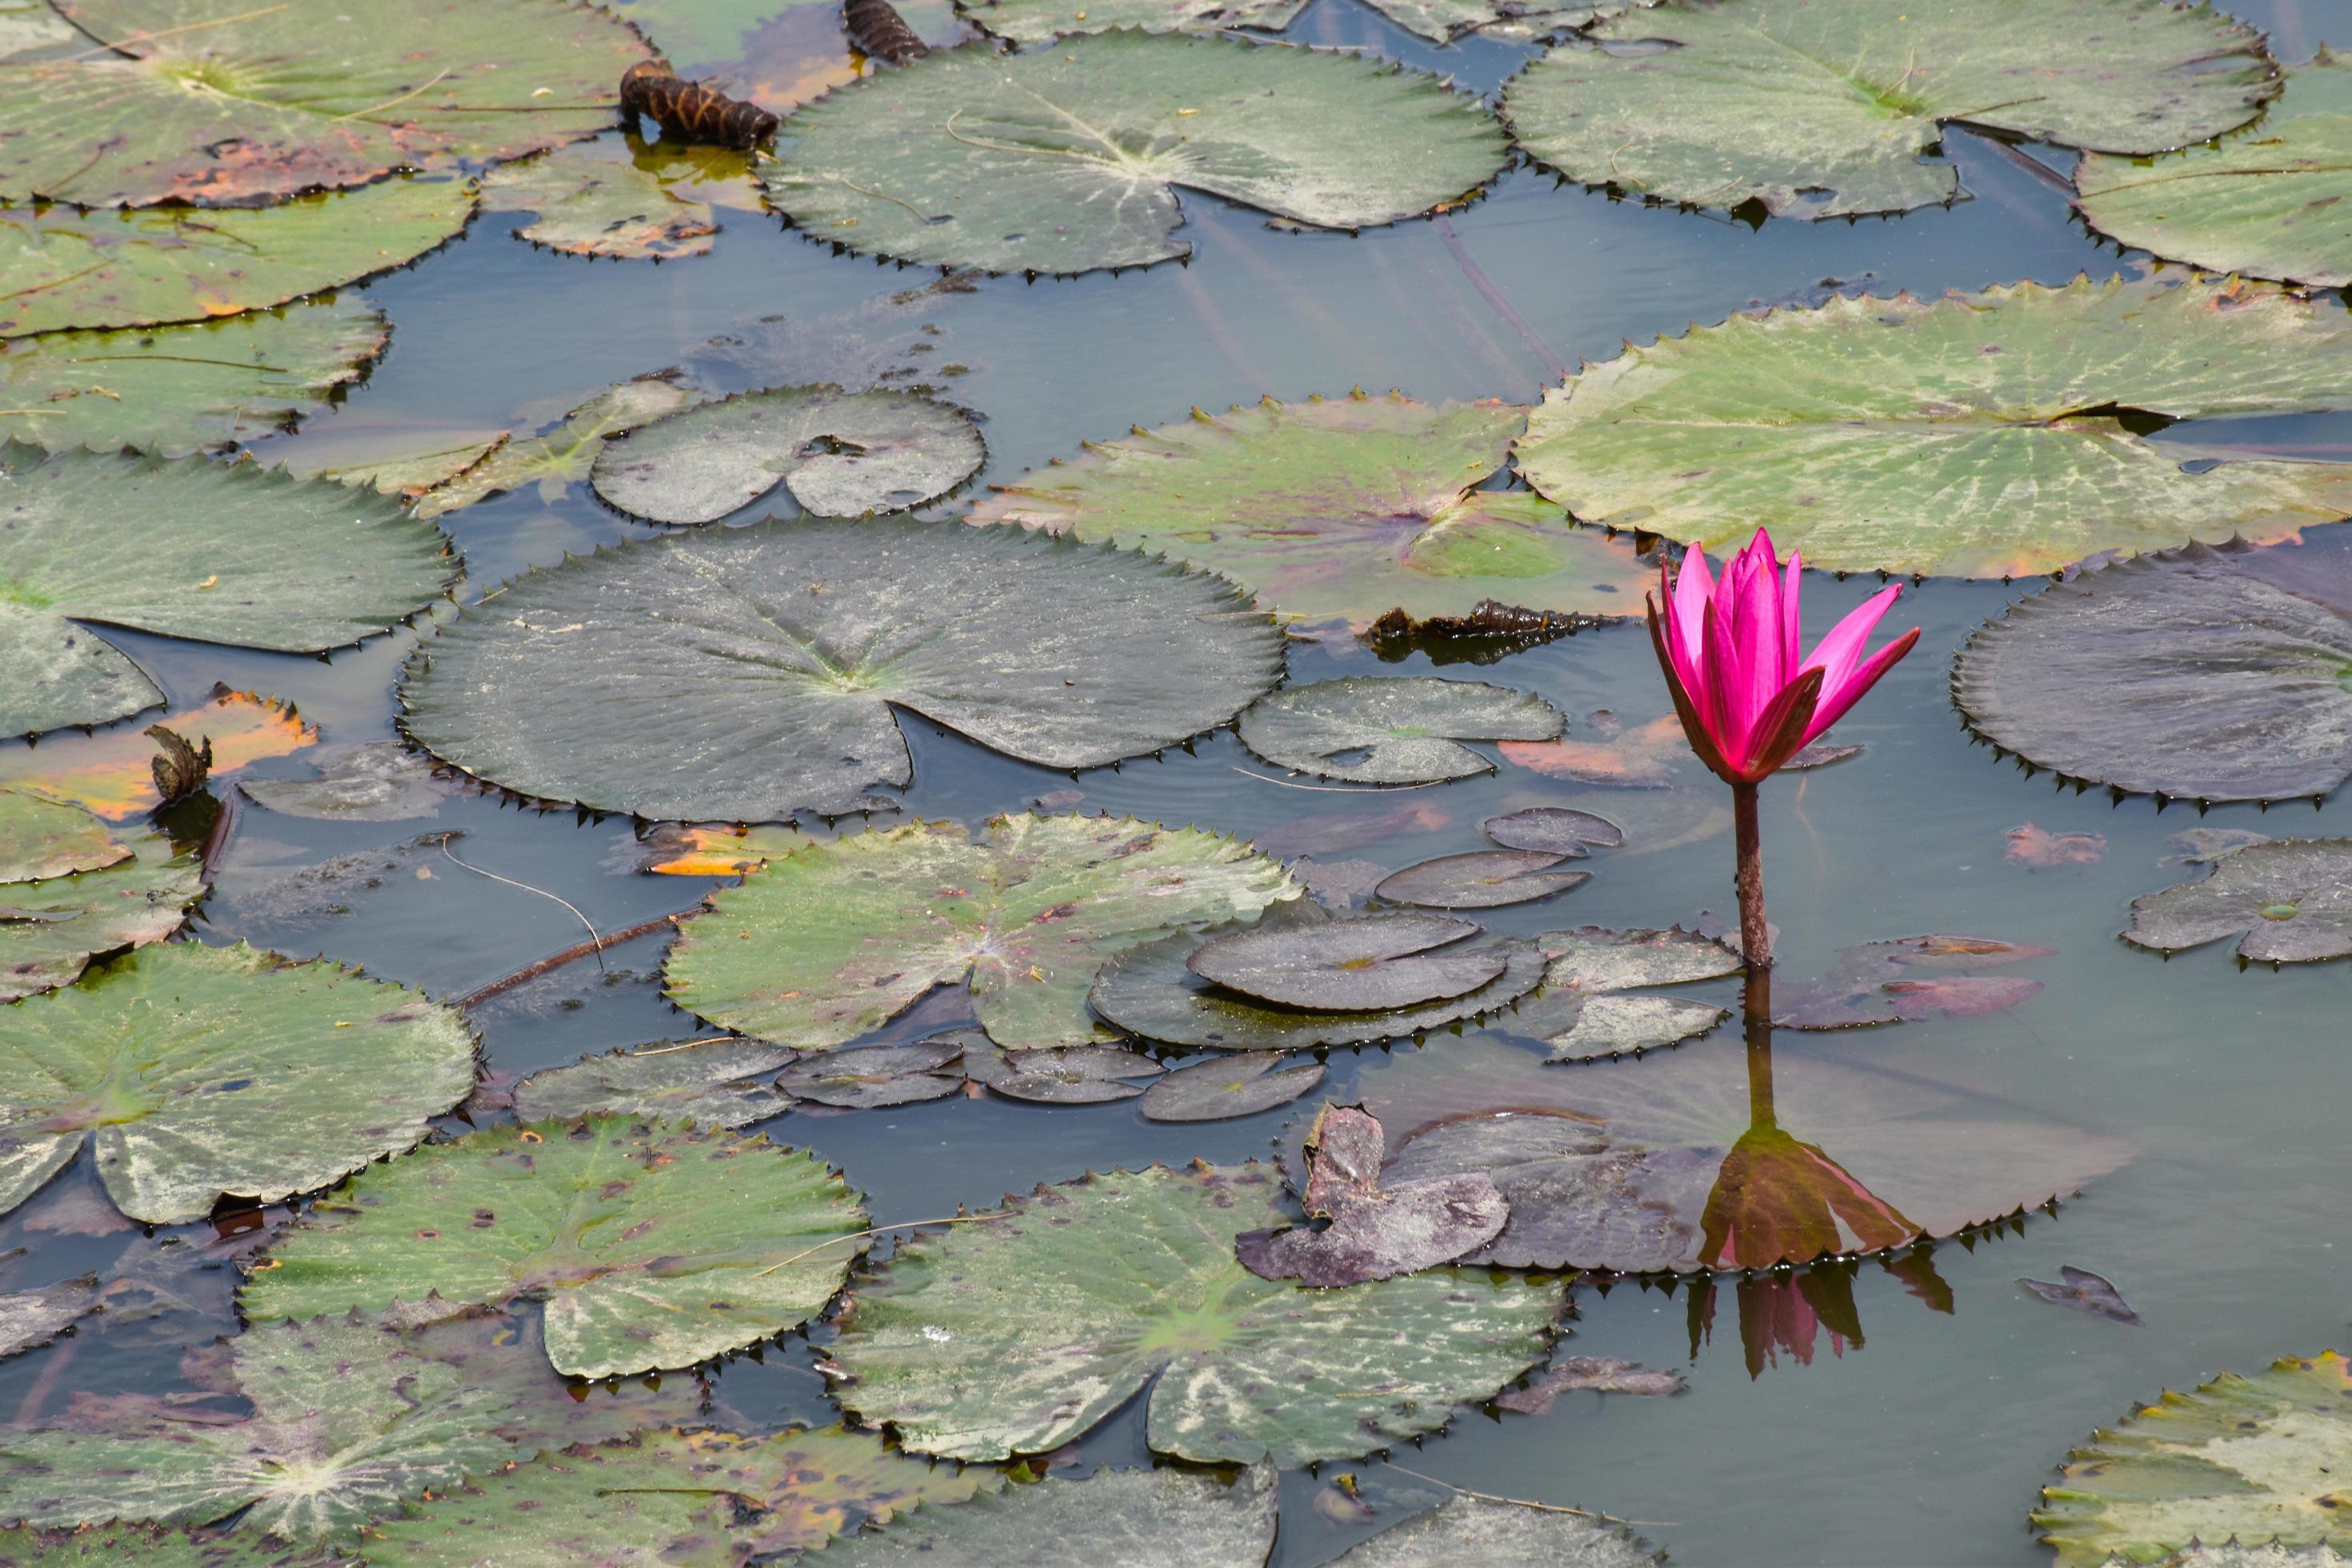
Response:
[665,814,1295,1050]
[0,182,475,338]
[821,1462,1277,1566]
[0,443,457,739]
[762,33,1509,274]
[1517,277,2352,578]
[0,942,475,1226]
[970,392,1648,630]
[1503,0,2274,219]
[399,521,1284,822]
[0,0,648,207]
[242,1116,870,1378]
[830,1162,1562,1465]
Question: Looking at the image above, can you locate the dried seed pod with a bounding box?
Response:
[145,723,213,806]
[843,0,929,65]
[618,61,779,150]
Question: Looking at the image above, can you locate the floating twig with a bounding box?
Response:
[453,910,691,1009]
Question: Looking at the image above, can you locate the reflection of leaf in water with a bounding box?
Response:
[2005,824,2107,868]
[2018,1265,2142,1326]
[1774,935,2054,1030]
[218,833,453,926]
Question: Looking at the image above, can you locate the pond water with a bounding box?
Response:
[4,1,2351,1562]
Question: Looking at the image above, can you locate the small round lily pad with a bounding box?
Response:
[1187,912,1502,1010]
[778,1039,969,1107]
[1140,1053,1326,1122]
[970,1045,1162,1104]
[1480,807,1623,857]
[1375,850,1589,910]
[2124,839,2352,963]
[1238,677,1563,785]
[510,1038,801,1127]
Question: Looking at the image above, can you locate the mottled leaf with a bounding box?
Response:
[1331,1494,1663,1565]
[1506,926,1738,1062]
[966,1044,1161,1105]
[778,1039,966,1107]
[820,1461,1275,1567]
[481,143,718,261]
[413,374,701,521]
[0,820,202,1003]
[510,1038,799,1127]
[1239,678,1562,785]
[0,1277,95,1361]
[0,792,127,885]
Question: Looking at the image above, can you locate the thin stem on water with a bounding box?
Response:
[1733,780,1771,973]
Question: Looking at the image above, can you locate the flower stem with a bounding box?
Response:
[1733,779,1771,973]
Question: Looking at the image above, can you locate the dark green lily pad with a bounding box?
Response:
[0,0,646,206]
[1775,936,2053,1030]
[1237,1105,1506,1287]
[1187,912,1501,1010]
[480,144,719,262]
[969,392,1649,630]
[822,1461,1275,1567]
[1481,807,1623,857]
[510,1038,801,1127]
[764,34,1507,276]
[830,1162,1562,1464]
[0,442,458,739]
[1375,850,1588,910]
[360,1425,995,1563]
[1140,1053,1326,1122]
[778,1039,968,1107]
[414,374,702,520]
[2034,1351,2352,1565]
[1503,0,2273,219]
[2124,839,2352,963]
[1238,678,1562,785]
[1334,1494,1664,1565]
[0,301,386,457]
[1517,278,2352,579]
[0,182,475,338]
[0,818,205,1003]
[1505,926,1739,1062]
[666,814,1294,1050]
[242,1116,870,1378]
[966,1043,1162,1104]
[1093,910,1547,1050]
[0,942,474,1226]
[1954,538,2352,802]
[590,386,986,523]
[237,743,451,823]
[0,1309,695,1542]
[398,522,1283,822]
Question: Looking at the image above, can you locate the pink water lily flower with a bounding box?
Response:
[1648,530,1921,786]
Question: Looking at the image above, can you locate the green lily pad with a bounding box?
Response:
[589,386,985,523]
[360,1425,994,1564]
[242,1115,870,1378]
[666,814,1294,1050]
[481,145,719,261]
[961,0,1607,44]
[1375,850,1589,910]
[761,33,1509,275]
[969,392,1649,630]
[605,0,808,66]
[413,374,702,520]
[1502,0,2274,219]
[0,181,475,338]
[510,1038,801,1126]
[2124,840,2352,963]
[778,1039,967,1107]
[0,942,474,1226]
[0,1309,696,1543]
[1334,1494,1665,1564]
[826,1461,1274,1566]
[0,817,205,1003]
[1515,275,2352,578]
[0,789,128,883]
[0,301,386,458]
[399,521,1282,822]
[277,426,509,499]
[237,742,451,823]
[0,442,458,739]
[2034,1351,2352,1565]
[1139,1052,1325,1122]
[1502,926,1738,1062]
[2078,54,2352,290]
[1954,538,2352,802]
[830,1162,1562,1464]
[0,0,647,207]
[1093,908,1547,1050]
[1239,677,1562,785]
[0,1522,334,1564]
[1187,912,1504,1010]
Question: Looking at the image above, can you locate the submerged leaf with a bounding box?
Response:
[1504,0,2272,218]
[1237,1105,1507,1287]
[242,1116,870,1378]
[2034,1351,2352,1564]
[970,393,1647,630]
[0,942,474,1225]
[665,814,1294,1050]
[1518,277,2352,578]
[414,374,702,520]
[238,742,451,823]
[1494,1356,1686,1412]
[762,34,1508,274]
[1186,912,1503,1010]
[1774,935,2053,1030]
[2018,1266,2142,1326]
[2124,839,2352,963]
[1238,677,1562,785]
[830,1162,1561,1464]
[820,1462,1275,1567]
[590,385,984,522]
[398,521,1283,822]
[510,1038,800,1127]
[0,690,314,819]
[2005,824,2107,869]
[1139,1053,1326,1122]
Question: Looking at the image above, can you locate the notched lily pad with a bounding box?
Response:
[1186,912,1502,1010]
[1481,807,1623,858]
[1775,936,2053,1030]
[762,34,1510,275]
[666,814,1294,1051]
[0,811,203,1002]
[1139,1053,1326,1122]
[820,1460,1274,1567]
[242,1115,871,1378]
[510,1038,801,1127]
[779,1038,970,1107]
[2124,839,2352,963]
[1238,1105,1507,1287]
[970,391,1649,630]
[1506,926,1739,1062]
[590,385,986,523]
[0,941,474,1226]
[399,522,1284,822]
[0,790,129,884]
[480,144,719,261]
[1238,677,1562,785]
[1375,850,1588,910]
[829,1162,1562,1464]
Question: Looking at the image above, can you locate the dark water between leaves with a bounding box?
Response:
[9,2,2352,1562]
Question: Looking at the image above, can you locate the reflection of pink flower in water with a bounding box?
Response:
[1687,1252,1952,1381]
[1698,1124,1920,1271]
